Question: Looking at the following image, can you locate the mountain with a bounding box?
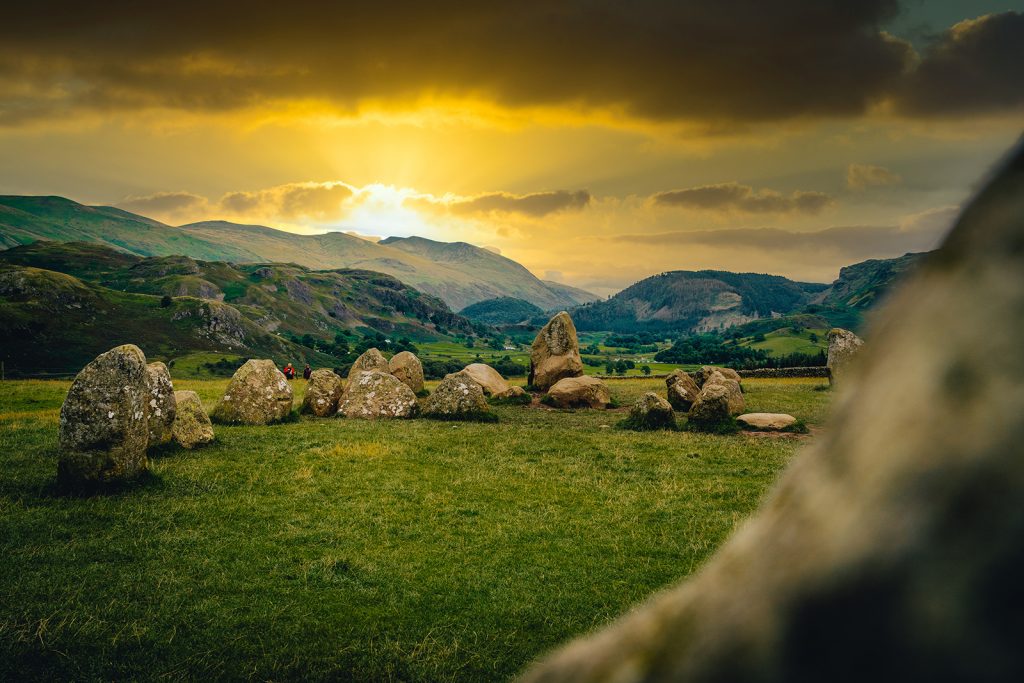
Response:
[0,195,583,311]
[0,241,476,376]
[571,270,828,334]
[458,297,544,325]
[541,279,600,305]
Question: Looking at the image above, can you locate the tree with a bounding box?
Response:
[641,365,652,375]
[605,360,614,375]
[159,295,172,308]
[614,360,628,375]
[809,332,819,343]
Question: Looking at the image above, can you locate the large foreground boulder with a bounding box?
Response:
[529,311,584,391]
[622,392,676,431]
[347,348,389,384]
[145,361,176,446]
[461,363,524,398]
[827,327,864,386]
[422,371,494,421]
[171,390,214,448]
[546,376,611,409]
[666,369,701,411]
[58,344,150,484]
[210,359,293,424]
[301,368,344,417]
[389,351,425,394]
[337,370,417,419]
[521,145,1024,682]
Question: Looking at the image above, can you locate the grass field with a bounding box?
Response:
[739,327,829,356]
[0,377,830,681]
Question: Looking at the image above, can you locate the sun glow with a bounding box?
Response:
[341,184,436,238]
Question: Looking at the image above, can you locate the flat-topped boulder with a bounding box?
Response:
[546,376,611,409]
[58,344,151,484]
[347,347,389,384]
[736,413,797,431]
[422,370,494,421]
[172,390,214,448]
[827,327,864,386]
[666,369,701,411]
[337,370,417,419]
[301,368,344,417]
[210,359,293,424]
[145,361,176,446]
[461,363,522,398]
[389,351,425,394]
[529,311,584,391]
[622,392,676,431]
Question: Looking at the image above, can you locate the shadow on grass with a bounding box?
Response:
[43,468,167,499]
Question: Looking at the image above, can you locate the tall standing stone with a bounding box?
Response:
[171,390,215,449]
[666,369,701,411]
[210,359,293,424]
[58,344,150,484]
[301,368,344,417]
[529,311,584,391]
[347,348,389,384]
[145,361,177,446]
[521,146,1024,683]
[389,351,425,394]
[827,327,864,386]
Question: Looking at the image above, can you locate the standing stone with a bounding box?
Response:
[529,311,584,391]
[347,348,390,384]
[422,370,494,420]
[301,368,344,417]
[704,369,745,415]
[623,392,677,431]
[692,365,743,388]
[521,144,1024,683]
[210,359,293,424]
[827,327,864,386]
[145,361,177,446]
[389,351,425,394]
[337,370,418,419]
[666,369,701,411]
[546,376,611,409]
[58,344,150,484]
[686,383,733,428]
[171,390,214,448]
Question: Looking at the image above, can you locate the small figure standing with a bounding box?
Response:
[283,362,295,380]
[303,363,312,380]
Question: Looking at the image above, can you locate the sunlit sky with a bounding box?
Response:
[1,1,1022,295]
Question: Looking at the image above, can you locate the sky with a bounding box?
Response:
[1,1,1022,295]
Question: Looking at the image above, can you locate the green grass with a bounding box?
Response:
[0,377,829,681]
[738,327,828,356]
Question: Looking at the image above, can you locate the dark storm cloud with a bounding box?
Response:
[421,190,592,217]
[652,183,833,214]
[894,11,1024,116]
[0,2,1018,127]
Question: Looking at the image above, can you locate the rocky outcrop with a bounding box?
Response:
[422,371,494,421]
[736,413,797,431]
[546,376,611,409]
[622,392,676,431]
[827,327,864,386]
[389,351,425,394]
[57,344,150,484]
[666,369,701,411]
[521,143,1024,683]
[529,311,584,391]
[210,359,293,424]
[301,368,344,417]
[337,370,417,419]
[347,348,390,384]
[171,390,214,448]
[145,361,176,446]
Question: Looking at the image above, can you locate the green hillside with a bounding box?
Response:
[542,279,600,305]
[0,242,480,377]
[459,296,544,325]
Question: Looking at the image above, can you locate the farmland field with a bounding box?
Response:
[0,377,830,681]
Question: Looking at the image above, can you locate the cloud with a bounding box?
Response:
[419,190,591,217]
[652,183,833,214]
[219,182,353,220]
[846,163,903,189]
[0,0,954,129]
[895,11,1024,116]
[116,191,208,220]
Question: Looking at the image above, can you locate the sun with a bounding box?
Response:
[343,184,434,238]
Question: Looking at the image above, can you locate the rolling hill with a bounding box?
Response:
[0,195,591,310]
[0,241,476,377]
[458,297,545,325]
[571,270,828,334]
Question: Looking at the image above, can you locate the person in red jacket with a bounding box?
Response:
[282,362,295,380]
